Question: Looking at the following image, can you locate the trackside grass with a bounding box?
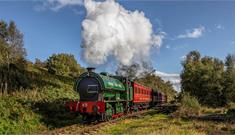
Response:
[97,112,205,135]
[96,110,235,135]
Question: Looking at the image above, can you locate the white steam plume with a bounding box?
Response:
[82,0,164,69]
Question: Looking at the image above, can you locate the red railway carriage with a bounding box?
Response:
[132,82,152,110]
[132,82,152,103]
[152,91,167,105]
[158,92,167,104]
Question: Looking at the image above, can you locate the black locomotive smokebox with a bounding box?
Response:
[87,67,95,72]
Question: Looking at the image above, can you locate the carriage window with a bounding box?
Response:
[87,85,98,93]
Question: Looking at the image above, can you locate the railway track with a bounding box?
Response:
[41,109,152,135]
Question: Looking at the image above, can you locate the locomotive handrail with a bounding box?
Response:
[104,100,131,103]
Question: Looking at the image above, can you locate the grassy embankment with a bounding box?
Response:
[0,65,80,134]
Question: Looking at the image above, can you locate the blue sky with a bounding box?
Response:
[1,1,235,74]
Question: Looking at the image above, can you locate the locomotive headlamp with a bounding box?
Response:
[93,105,98,113]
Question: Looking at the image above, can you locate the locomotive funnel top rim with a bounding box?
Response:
[87,67,95,72]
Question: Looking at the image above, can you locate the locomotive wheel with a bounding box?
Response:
[82,115,88,122]
[104,108,114,121]
[82,115,97,123]
[100,114,106,122]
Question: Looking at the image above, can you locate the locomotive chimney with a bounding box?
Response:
[87,67,95,72]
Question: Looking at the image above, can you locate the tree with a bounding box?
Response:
[181,50,202,97]
[7,21,26,61]
[116,62,154,79]
[46,53,84,76]
[116,64,140,79]
[181,51,226,107]
[0,20,8,39]
[186,50,201,62]
[200,57,225,106]
[0,20,28,93]
[34,58,46,68]
[223,54,235,103]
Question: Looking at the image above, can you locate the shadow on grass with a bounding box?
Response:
[30,98,82,129]
[23,67,75,90]
[25,70,61,89]
[184,114,226,122]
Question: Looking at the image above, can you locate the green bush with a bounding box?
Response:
[173,93,201,117]
[46,53,85,77]
[0,96,42,134]
[227,102,235,110]
[0,86,80,134]
[225,102,235,122]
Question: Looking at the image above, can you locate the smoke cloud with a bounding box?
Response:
[82,0,164,73]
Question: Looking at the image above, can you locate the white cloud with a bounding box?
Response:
[180,55,186,60]
[215,24,225,30]
[154,18,163,32]
[73,8,84,15]
[165,45,170,49]
[231,41,235,46]
[82,0,164,67]
[177,26,205,39]
[36,0,83,11]
[155,71,181,92]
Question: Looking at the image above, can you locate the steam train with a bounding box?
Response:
[67,68,167,121]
